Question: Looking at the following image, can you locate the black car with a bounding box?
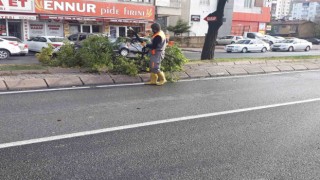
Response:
[306,38,320,45]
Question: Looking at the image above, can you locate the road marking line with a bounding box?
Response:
[0,69,319,95]
[1,97,320,149]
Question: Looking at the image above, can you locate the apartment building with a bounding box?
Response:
[291,0,320,22]
[271,0,293,19]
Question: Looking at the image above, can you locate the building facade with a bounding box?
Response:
[0,0,156,40]
[231,0,271,35]
[291,0,320,22]
[271,0,293,20]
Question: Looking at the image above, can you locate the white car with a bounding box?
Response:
[26,36,67,52]
[225,39,270,53]
[216,35,243,45]
[263,35,283,45]
[271,39,312,52]
[0,36,28,60]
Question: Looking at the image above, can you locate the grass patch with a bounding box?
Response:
[0,64,48,71]
[189,55,320,64]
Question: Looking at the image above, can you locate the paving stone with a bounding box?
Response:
[226,67,248,75]
[45,76,83,87]
[234,61,250,65]
[277,65,294,71]
[244,67,265,74]
[185,70,210,78]
[280,60,293,63]
[80,75,114,85]
[291,65,307,70]
[217,62,234,66]
[250,60,266,64]
[261,66,280,72]
[206,68,230,76]
[110,74,142,84]
[173,71,190,79]
[0,80,7,90]
[304,64,320,70]
[5,78,47,90]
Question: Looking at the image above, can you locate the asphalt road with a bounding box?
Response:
[1,48,320,65]
[184,49,320,60]
[1,71,320,179]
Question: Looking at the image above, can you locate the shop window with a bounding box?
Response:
[8,21,22,39]
[119,27,126,37]
[82,25,91,33]
[92,25,101,33]
[0,20,6,36]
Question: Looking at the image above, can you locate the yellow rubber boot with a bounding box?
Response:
[156,71,167,86]
[145,73,158,85]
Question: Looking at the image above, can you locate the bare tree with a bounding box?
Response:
[201,0,228,60]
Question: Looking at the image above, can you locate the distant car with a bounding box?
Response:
[26,36,66,52]
[225,39,270,53]
[263,35,283,45]
[305,38,320,45]
[0,36,28,60]
[216,35,243,45]
[115,37,150,57]
[271,39,312,52]
[0,36,28,56]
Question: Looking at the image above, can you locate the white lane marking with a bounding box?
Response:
[1,97,320,149]
[0,69,319,95]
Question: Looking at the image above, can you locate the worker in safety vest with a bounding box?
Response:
[144,23,167,86]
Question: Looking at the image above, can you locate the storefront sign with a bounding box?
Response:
[35,0,155,21]
[0,0,35,13]
[0,14,36,20]
[46,23,63,36]
[204,16,217,22]
[29,22,45,37]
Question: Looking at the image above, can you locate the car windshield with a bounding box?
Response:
[225,36,233,39]
[281,40,294,43]
[49,38,66,42]
[2,37,22,43]
[236,40,251,44]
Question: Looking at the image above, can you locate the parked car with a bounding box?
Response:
[216,35,243,45]
[305,38,320,45]
[26,36,66,52]
[225,39,270,53]
[271,39,312,52]
[263,35,283,45]
[0,36,28,56]
[0,36,28,60]
[274,36,285,40]
[114,37,150,57]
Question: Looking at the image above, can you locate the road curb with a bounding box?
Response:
[0,59,320,92]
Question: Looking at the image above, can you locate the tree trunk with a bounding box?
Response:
[201,0,228,60]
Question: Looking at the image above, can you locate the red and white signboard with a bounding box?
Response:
[0,14,36,20]
[204,16,217,22]
[46,23,63,36]
[0,0,35,13]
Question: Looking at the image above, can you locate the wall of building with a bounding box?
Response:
[218,0,234,37]
[292,2,320,21]
[298,23,315,37]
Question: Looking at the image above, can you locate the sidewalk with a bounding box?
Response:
[1,58,320,91]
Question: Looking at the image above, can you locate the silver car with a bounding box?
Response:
[271,39,312,52]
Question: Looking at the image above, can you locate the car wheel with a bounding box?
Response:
[241,47,248,53]
[20,54,26,56]
[0,49,10,60]
[288,46,294,52]
[305,46,310,52]
[120,48,129,57]
[231,41,235,44]
[261,47,267,53]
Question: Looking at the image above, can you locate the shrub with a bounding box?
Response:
[35,45,54,65]
[162,44,188,72]
[55,42,81,67]
[77,35,114,72]
[112,56,139,76]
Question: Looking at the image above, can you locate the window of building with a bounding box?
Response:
[244,0,252,8]
[200,0,210,5]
